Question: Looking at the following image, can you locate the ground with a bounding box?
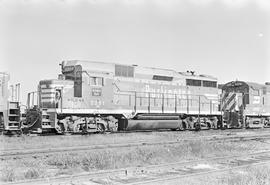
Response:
[1,130,270,184]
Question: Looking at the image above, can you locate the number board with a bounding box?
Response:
[63,66,75,73]
[92,88,102,96]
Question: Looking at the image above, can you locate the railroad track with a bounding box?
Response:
[1,133,270,159]
[3,127,269,138]
[123,150,270,185]
[3,149,270,185]
[2,128,268,152]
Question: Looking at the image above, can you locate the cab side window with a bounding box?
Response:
[90,77,104,86]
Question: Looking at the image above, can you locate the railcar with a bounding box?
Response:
[0,72,21,134]
[221,81,270,128]
[24,60,221,134]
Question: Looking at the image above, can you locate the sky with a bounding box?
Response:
[0,0,269,104]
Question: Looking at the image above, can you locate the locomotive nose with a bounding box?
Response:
[40,81,58,109]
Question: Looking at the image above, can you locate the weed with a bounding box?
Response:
[24,168,40,179]
[1,168,15,182]
[232,166,270,185]
[2,136,270,183]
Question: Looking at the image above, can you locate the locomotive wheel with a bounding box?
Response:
[206,122,212,130]
[179,121,187,131]
[55,122,65,134]
[194,122,201,131]
[97,123,105,133]
[111,122,118,132]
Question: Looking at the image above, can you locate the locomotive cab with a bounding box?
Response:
[34,61,118,134]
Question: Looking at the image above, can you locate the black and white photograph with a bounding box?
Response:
[0,0,270,184]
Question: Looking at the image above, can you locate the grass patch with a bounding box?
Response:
[181,165,270,185]
[0,129,261,150]
[225,166,270,185]
[1,168,15,182]
[24,168,40,179]
[1,135,270,183]
[38,140,253,171]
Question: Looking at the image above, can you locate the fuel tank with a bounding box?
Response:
[126,119,182,131]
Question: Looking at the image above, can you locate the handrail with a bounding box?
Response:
[114,88,220,116]
[115,90,219,103]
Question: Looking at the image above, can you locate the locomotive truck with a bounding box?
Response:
[23,60,221,134]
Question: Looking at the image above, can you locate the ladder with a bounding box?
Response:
[7,101,20,131]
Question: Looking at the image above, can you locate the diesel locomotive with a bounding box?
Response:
[221,81,270,128]
[18,60,270,134]
[23,60,222,134]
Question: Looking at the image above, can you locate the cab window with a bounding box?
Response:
[90,77,104,86]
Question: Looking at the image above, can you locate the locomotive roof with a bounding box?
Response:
[223,81,270,91]
[62,60,218,81]
[246,81,270,91]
